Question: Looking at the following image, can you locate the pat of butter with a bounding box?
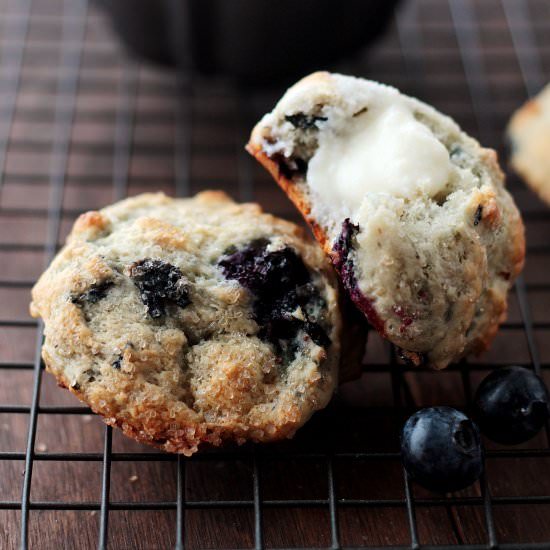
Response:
[307,100,452,215]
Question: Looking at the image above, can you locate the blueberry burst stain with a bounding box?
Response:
[218,239,330,357]
[331,219,359,283]
[332,219,385,334]
[130,259,190,318]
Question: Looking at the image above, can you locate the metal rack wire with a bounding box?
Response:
[0,0,549,548]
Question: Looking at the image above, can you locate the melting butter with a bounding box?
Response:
[307,99,453,216]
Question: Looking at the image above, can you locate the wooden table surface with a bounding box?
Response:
[0,0,549,548]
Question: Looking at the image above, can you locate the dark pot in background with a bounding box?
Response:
[96,0,400,85]
[95,0,175,65]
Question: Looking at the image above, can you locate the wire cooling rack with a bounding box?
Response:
[0,0,549,548]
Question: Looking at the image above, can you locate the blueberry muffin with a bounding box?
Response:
[248,72,525,370]
[30,192,342,455]
[508,83,550,206]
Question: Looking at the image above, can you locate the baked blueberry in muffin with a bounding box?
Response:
[30,192,343,455]
[248,72,525,370]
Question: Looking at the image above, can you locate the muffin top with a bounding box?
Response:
[30,191,341,455]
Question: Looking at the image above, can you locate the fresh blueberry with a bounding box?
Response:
[401,407,483,493]
[473,366,550,445]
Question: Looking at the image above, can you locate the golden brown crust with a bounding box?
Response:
[478,147,526,278]
[50,363,301,455]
